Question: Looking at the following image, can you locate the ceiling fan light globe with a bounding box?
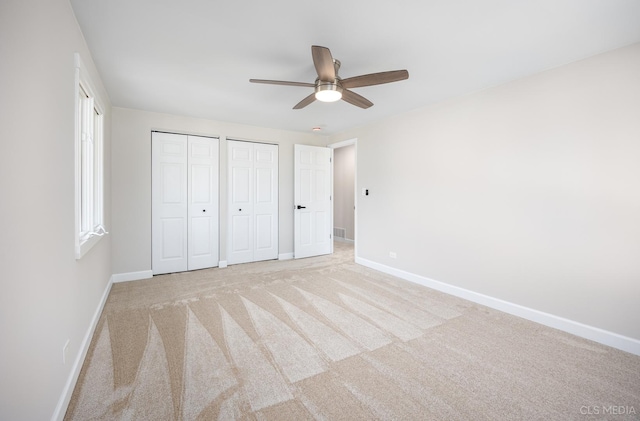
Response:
[315,83,343,102]
[315,90,342,102]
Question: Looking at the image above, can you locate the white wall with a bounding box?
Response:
[0,0,112,419]
[111,107,326,275]
[330,43,640,343]
[333,145,355,240]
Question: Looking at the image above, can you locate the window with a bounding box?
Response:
[74,53,107,259]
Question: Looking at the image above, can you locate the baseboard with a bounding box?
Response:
[219,260,228,268]
[51,276,113,421]
[334,237,354,244]
[111,270,153,283]
[355,257,640,356]
[278,252,294,261]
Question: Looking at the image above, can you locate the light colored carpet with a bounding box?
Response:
[66,242,640,420]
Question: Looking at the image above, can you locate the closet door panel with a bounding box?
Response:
[152,133,188,274]
[187,135,219,270]
[228,140,278,264]
[232,215,251,251]
[228,141,254,265]
[253,143,278,262]
[161,218,186,258]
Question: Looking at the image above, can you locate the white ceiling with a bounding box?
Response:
[70,0,640,135]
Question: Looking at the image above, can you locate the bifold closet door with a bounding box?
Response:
[152,132,219,275]
[227,140,278,265]
[187,136,219,271]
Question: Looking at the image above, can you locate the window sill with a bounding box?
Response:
[75,232,105,260]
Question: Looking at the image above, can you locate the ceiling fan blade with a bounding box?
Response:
[250,79,315,88]
[342,89,373,109]
[293,93,316,109]
[341,70,409,89]
[311,45,336,82]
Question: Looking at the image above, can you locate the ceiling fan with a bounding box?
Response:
[250,45,409,109]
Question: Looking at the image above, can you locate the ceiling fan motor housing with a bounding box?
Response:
[315,81,343,102]
[314,59,343,101]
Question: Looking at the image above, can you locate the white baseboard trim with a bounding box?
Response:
[111,270,153,283]
[334,237,354,244]
[279,252,294,261]
[52,276,113,421]
[219,260,228,268]
[356,256,640,356]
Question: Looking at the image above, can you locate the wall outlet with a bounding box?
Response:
[63,339,70,365]
[389,252,397,259]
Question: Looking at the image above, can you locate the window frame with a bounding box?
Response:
[74,53,106,259]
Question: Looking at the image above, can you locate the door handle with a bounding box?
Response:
[296,205,306,209]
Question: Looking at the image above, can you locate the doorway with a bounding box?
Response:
[329,139,357,257]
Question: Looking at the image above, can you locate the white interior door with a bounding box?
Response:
[228,140,279,265]
[228,141,254,265]
[253,142,279,261]
[294,144,332,259]
[153,132,219,275]
[187,135,219,270]
[152,132,188,274]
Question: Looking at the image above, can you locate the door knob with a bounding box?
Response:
[297,205,306,209]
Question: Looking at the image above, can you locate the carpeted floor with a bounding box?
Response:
[66,242,640,420]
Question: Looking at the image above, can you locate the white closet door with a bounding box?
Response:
[228,141,254,265]
[253,142,279,262]
[152,132,219,275]
[227,140,278,265]
[294,144,332,259]
[187,135,219,270]
[152,132,188,274]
